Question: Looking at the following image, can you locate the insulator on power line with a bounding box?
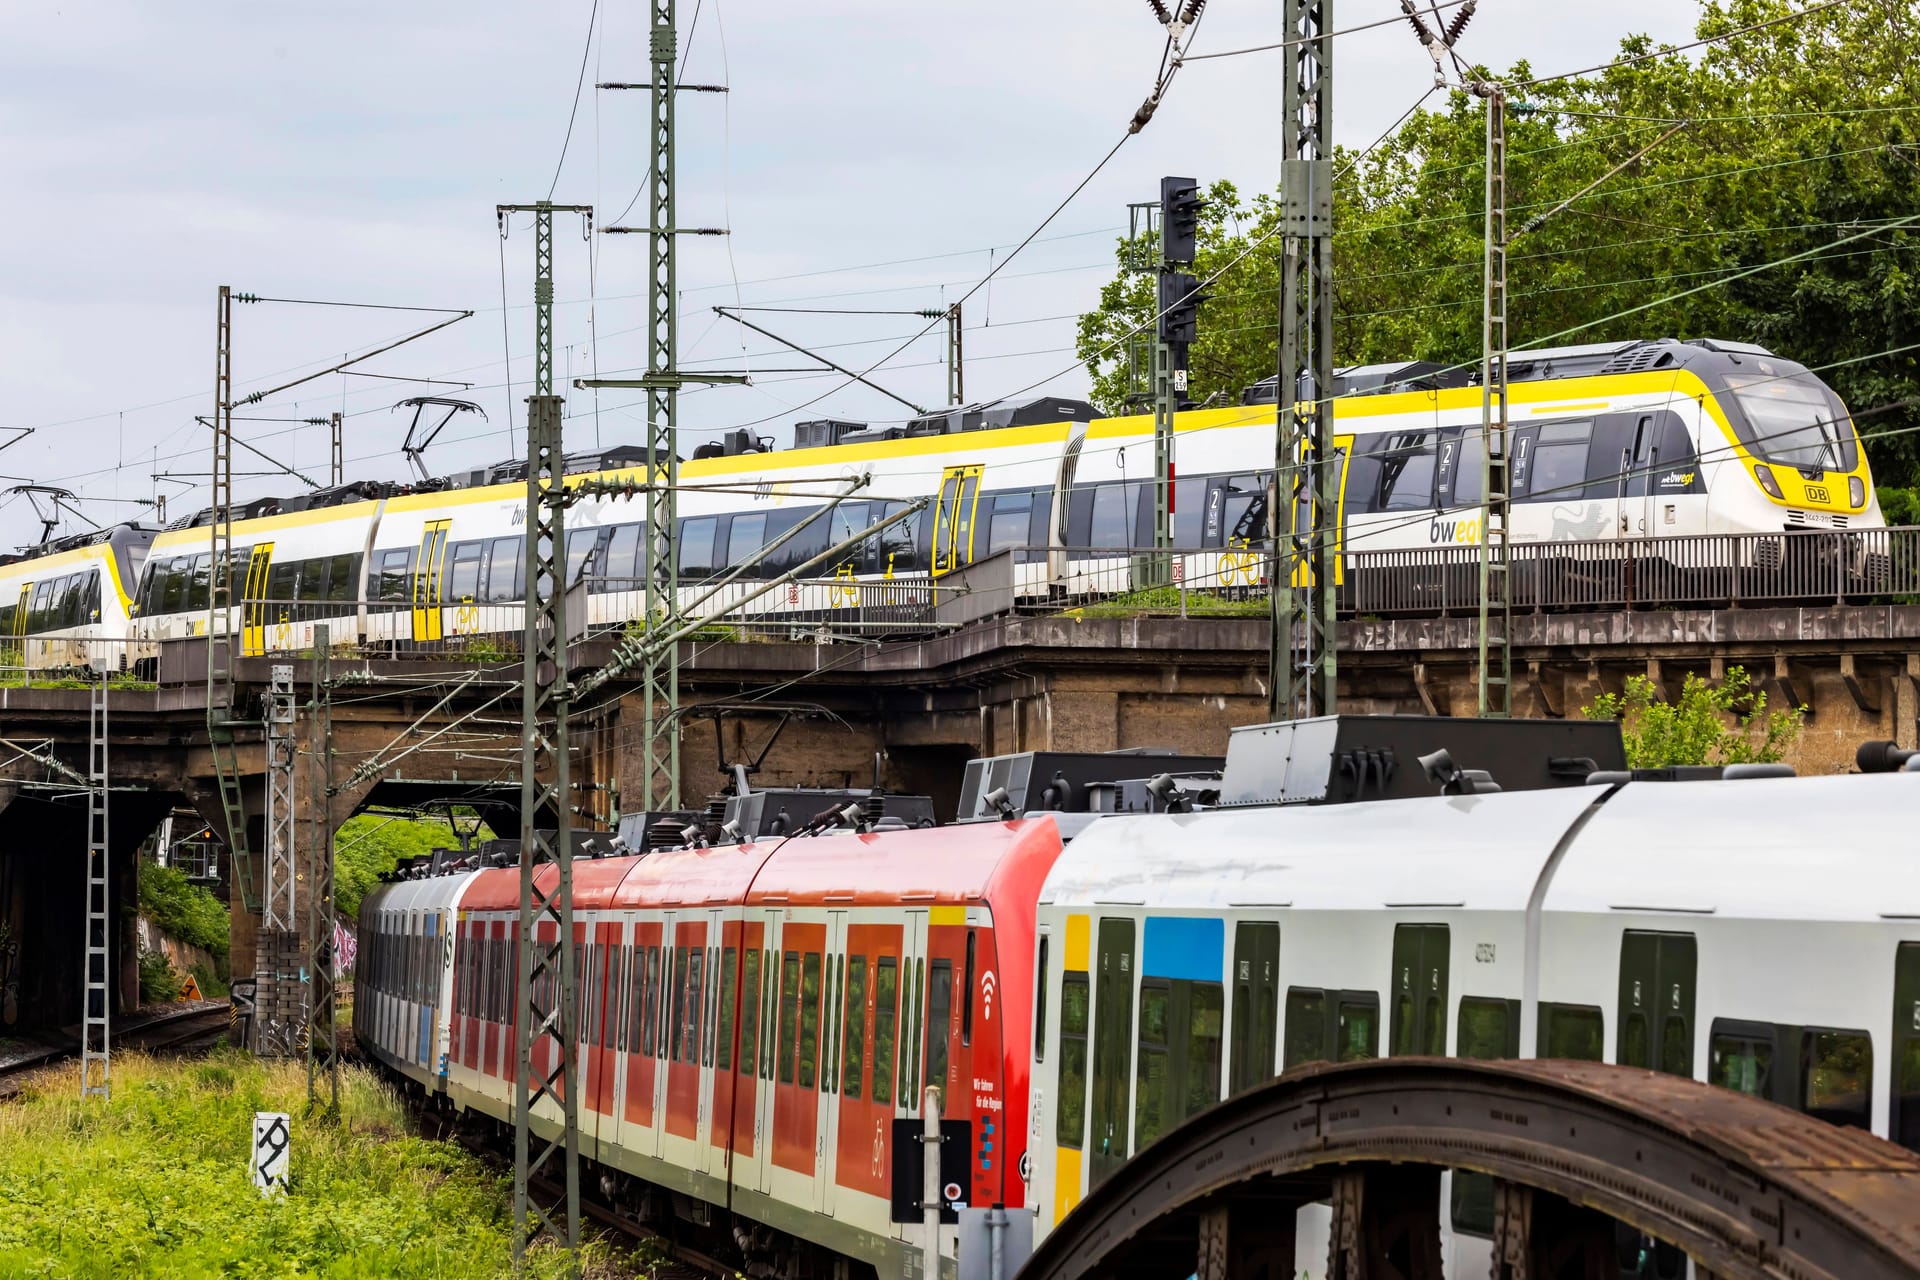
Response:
[1399,0,1435,45]
[235,292,260,304]
[1179,0,1207,25]
[1444,0,1477,46]
[1146,0,1172,24]
[1130,90,1162,134]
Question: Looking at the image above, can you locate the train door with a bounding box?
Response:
[240,543,274,657]
[646,912,676,1157]
[771,918,825,1182]
[589,916,623,1132]
[932,465,983,576]
[699,908,729,1176]
[1617,931,1696,1076]
[412,520,450,642]
[1281,436,1355,582]
[1228,921,1280,1095]
[1388,924,1451,1057]
[1891,943,1920,1151]
[716,917,766,1179]
[817,910,849,1213]
[832,919,896,1210]
[1088,917,1136,1188]
[899,912,927,1126]
[745,909,782,1196]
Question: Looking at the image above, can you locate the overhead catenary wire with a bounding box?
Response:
[546,0,602,201]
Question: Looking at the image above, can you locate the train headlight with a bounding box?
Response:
[1850,475,1866,509]
[1753,464,1783,499]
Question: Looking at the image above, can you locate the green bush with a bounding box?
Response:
[136,950,182,1004]
[334,814,492,922]
[1878,486,1920,527]
[137,861,229,962]
[1581,665,1804,768]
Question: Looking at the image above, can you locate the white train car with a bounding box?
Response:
[355,872,470,1091]
[0,525,153,674]
[1027,770,1920,1278]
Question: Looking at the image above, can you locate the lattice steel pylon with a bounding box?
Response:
[79,679,110,1099]
[305,624,339,1116]
[1476,84,1513,717]
[206,285,257,917]
[263,664,297,933]
[1270,0,1338,722]
[642,0,683,812]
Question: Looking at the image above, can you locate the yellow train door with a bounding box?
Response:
[931,464,983,577]
[1283,434,1354,586]
[412,521,450,642]
[240,544,274,657]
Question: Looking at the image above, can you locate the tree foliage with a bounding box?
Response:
[1580,664,1803,767]
[1076,1,1920,483]
[137,860,229,961]
[335,814,487,922]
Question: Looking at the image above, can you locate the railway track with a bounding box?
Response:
[0,1000,232,1098]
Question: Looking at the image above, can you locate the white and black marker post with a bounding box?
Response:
[923,1085,943,1279]
[251,1111,291,1197]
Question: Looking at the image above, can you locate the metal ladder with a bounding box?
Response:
[80,679,110,1099]
[1477,88,1513,718]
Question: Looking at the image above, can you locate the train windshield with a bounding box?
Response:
[1724,373,1858,473]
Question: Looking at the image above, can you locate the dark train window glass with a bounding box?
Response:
[685,947,705,1065]
[644,947,662,1057]
[485,538,523,601]
[670,945,689,1062]
[824,955,841,1093]
[603,524,641,583]
[1171,477,1204,547]
[907,957,924,1099]
[1894,943,1920,1151]
[1526,419,1593,502]
[1389,924,1450,1057]
[987,492,1033,555]
[1035,937,1051,1061]
[565,528,599,584]
[1337,993,1379,1062]
[328,553,359,603]
[1135,981,1170,1150]
[739,947,760,1077]
[705,947,721,1068]
[1187,982,1224,1116]
[765,509,829,577]
[1539,1003,1604,1061]
[873,958,897,1106]
[1377,433,1438,511]
[716,948,738,1072]
[681,518,718,579]
[1619,931,1696,1078]
[1284,988,1327,1069]
[266,560,299,605]
[842,955,867,1100]
[763,949,778,1081]
[728,513,768,568]
[1710,1023,1776,1098]
[186,555,212,613]
[876,501,919,575]
[446,542,482,602]
[798,952,822,1089]
[1458,998,1519,1061]
[962,932,976,1046]
[627,944,645,1053]
[1058,973,1090,1148]
[1089,485,1129,550]
[374,548,413,603]
[158,558,188,613]
[926,958,953,1106]
[1802,1029,1872,1130]
[1455,432,1485,505]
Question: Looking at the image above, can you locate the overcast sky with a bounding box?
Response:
[0,0,1703,550]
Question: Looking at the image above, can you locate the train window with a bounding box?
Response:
[1089,484,1129,550]
[1454,432,1485,505]
[1802,1029,1873,1131]
[828,500,870,554]
[1187,983,1224,1115]
[1229,922,1279,1096]
[1134,981,1171,1150]
[876,501,919,575]
[680,517,718,579]
[669,945,689,1061]
[644,947,662,1057]
[779,952,800,1084]
[1526,419,1593,503]
[186,556,212,613]
[625,944,644,1052]
[798,952,822,1090]
[926,958,953,1110]
[565,529,600,585]
[824,955,841,1093]
[602,524,642,584]
[762,949,777,1081]
[706,946,722,1068]
[1337,993,1380,1062]
[1389,924,1450,1057]
[1171,478,1203,548]
[1375,433,1439,512]
[987,492,1034,556]
[1539,1003,1604,1060]
[1058,973,1090,1149]
[715,948,736,1070]
[267,559,299,606]
[484,538,523,601]
[1893,943,1920,1151]
[962,931,976,1046]
[906,957,924,1100]
[687,947,707,1065]
[727,513,768,569]
[1456,997,1520,1060]
[843,955,868,1101]
[1035,937,1051,1061]
[1088,919,1136,1184]
[1284,988,1327,1069]
[447,543,482,602]
[372,549,413,605]
[739,947,760,1077]
[1709,1020,1777,1098]
[873,957,897,1107]
[326,553,359,604]
[1618,931,1696,1077]
[157,560,187,614]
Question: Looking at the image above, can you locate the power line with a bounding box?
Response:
[546,0,602,200]
[1178,0,1471,61]
[1515,0,1851,91]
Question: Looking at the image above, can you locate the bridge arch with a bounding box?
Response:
[1022,1058,1920,1280]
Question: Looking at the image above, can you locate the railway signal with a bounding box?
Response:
[1159,176,1202,265]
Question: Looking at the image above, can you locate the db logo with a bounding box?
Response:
[788,583,801,604]
[1805,484,1831,504]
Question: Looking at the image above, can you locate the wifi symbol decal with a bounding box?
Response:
[981,970,997,1022]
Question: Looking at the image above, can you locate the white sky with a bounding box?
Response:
[0,0,1701,549]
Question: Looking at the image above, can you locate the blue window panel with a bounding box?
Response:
[1141,916,1224,983]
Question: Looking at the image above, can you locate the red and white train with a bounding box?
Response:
[356,819,1063,1277]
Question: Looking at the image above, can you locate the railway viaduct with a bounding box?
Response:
[0,598,1916,1035]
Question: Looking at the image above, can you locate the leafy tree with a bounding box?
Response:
[137,861,229,962]
[334,813,488,921]
[1580,664,1803,767]
[1074,1,1920,483]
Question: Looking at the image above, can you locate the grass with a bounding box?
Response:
[1064,586,1271,618]
[0,1051,642,1278]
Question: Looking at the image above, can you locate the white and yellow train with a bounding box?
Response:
[0,336,1881,672]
